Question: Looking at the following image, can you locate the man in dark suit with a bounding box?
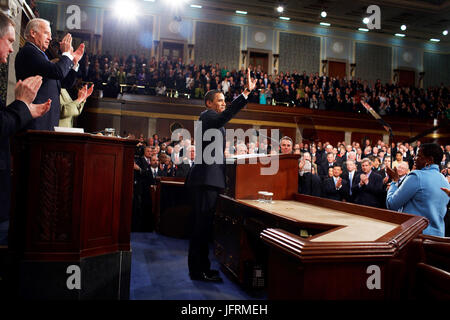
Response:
[323,164,349,201]
[185,70,256,282]
[0,12,51,244]
[15,18,84,130]
[319,152,336,179]
[175,145,195,178]
[342,159,360,203]
[298,160,322,197]
[351,158,384,208]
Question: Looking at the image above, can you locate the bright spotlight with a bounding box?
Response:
[400,24,407,31]
[277,6,284,13]
[363,17,370,24]
[443,30,448,36]
[321,11,327,18]
[114,0,139,20]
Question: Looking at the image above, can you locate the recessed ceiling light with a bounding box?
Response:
[320,22,330,26]
[321,11,327,18]
[443,30,448,36]
[358,28,369,32]
[400,25,407,31]
[395,33,406,37]
[279,16,290,21]
[363,17,370,24]
[277,6,284,13]
[430,38,440,42]
[236,10,247,15]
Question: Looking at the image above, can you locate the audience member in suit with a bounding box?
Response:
[15,18,84,130]
[0,13,52,244]
[351,158,384,208]
[379,156,392,208]
[319,152,336,179]
[185,71,256,282]
[133,149,164,231]
[395,161,410,188]
[298,160,322,197]
[342,159,360,203]
[323,164,349,201]
[175,145,195,178]
[342,151,362,175]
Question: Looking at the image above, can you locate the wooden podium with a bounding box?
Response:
[214,154,431,299]
[8,131,136,299]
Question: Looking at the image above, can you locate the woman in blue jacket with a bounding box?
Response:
[386,143,449,237]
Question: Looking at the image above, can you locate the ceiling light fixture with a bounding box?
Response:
[400,25,407,31]
[320,22,330,26]
[321,11,327,18]
[190,4,202,8]
[395,33,406,37]
[277,6,284,13]
[358,28,369,32]
[279,16,290,21]
[363,17,370,24]
[430,38,440,42]
[236,10,247,15]
[443,30,448,36]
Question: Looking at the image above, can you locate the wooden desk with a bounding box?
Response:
[214,154,429,299]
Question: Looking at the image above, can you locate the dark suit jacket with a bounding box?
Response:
[175,162,193,178]
[298,173,322,197]
[0,100,32,222]
[323,177,349,201]
[135,157,165,188]
[186,94,248,189]
[341,170,360,203]
[15,42,76,130]
[351,171,384,208]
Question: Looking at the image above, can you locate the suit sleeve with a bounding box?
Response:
[16,46,73,80]
[61,69,78,89]
[0,100,32,139]
[201,94,247,130]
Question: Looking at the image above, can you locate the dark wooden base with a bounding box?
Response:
[11,251,131,300]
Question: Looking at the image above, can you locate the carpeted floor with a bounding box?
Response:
[129,232,266,300]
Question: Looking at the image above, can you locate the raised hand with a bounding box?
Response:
[59,33,72,53]
[28,99,51,119]
[15,75,43,105]
[72,43,85,66]
[386,166,399,182]
[86,83,94,98]
[76,85,88,103]
[247,67,257,92]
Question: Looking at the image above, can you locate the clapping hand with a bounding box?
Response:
[336,177,342,189]
[28,99,51,118]
[359,174,368,186]
[386,166,399,182]
[59,33,72,53]
[72,43,85,66]
[76,84,94,103]
[15,75,42,106]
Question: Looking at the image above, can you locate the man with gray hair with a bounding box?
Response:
[0,12,50,243]
[15,18,85,130]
